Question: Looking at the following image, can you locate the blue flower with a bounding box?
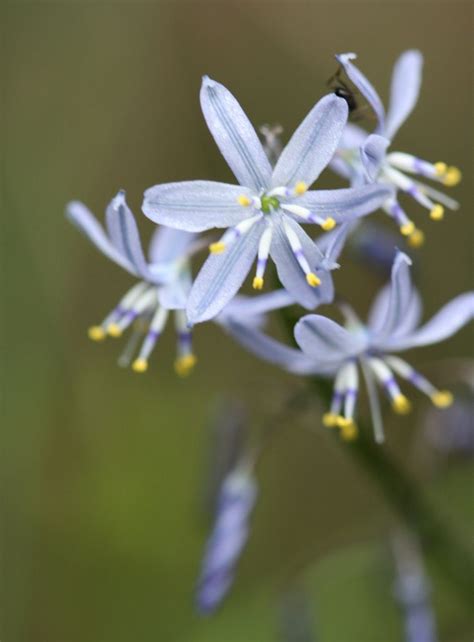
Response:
[66,191,198,376]
[221,252,474,442]
[196,465,257,614]
[143,76,392,323]
[332,51,462,247]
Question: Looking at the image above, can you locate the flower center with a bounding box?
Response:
[260,194,280,213]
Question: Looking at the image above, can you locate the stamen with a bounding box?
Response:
[368,357,411,415]
[400,221,415,236]
[88,326,106,342]
[443,166,461,186]
[324,364,350,427]
[384,199,413,234]
[253,226,272,290]
[283,220,320,287]
[408,228,425,248]
[431,390,453,408]
[306,273,321,287]
[384,356,453,410]
[237,195,252,207]
[384,167,436,210]
[434,162,448,176]
[338,418,358,441]
[174,311,196,377]
[429,204,444,220]
[209,242,226,254]
[107,323,123,338]
[281,204,335,230]
[294,181,308,195]
[175,354,197,377]
[132,305,169,373]
[322,413,339,427]
[132,358,148,373]
[209,215,262,256]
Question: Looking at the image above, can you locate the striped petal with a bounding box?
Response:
[272,94,348,189]
[368,251,415,341]
[186,218,266,324]
[200,76,272,191]
[297,183,392,223]
[143,181,252,232]
[385,50,423,140]
[222,320,329,375]
[336,53,385,134]
[105,191,150,279]
[66,200,134,273]
[148,227,196,264]
[382,292,474,352]
[270,215,332,309]
[360,134,390,181]
[295,314,366,361]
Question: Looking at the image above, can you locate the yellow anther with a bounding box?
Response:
[340,421,358,441]
[174,354,197,377]
[306,272,321,288]
[443,166,462,186]
[107,323,122,338]
[132,358,148,373]
[252,276,264,290]
[322,413,339,428]
[431,390,453,408]
[434,162,447,176]
[392,394,412,415]
[209,242,226,254]
[408,228,425,248]
[294,181,308,195]
[400,221,415,236]
[321,217,336,231]
[430,204,444,221]
[237,195,252,207]
[88,326,106,342]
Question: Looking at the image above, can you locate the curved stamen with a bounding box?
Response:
[368,357,411,415]
[112,288,157,336]
[282,220,321,287]
[174,310,196,377]
[339,361,359,440]
[384,167,444,220]
[132,305,169,372]
[88,282,150,341]
[387,152,462,187]
[281,204,336,230]
[253,225,272,290]
[384,356,453,408]
[323,363,350,427]
[209,215,262,255]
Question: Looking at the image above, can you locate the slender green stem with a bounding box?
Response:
[278,307,474,603]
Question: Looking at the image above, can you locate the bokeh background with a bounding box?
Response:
[3,1,473,641]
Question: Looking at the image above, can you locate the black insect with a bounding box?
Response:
[327,66,359,114]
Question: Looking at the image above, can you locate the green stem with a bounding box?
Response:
[278,308,474,603]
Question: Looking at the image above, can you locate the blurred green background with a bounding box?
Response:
[3,1,473,641]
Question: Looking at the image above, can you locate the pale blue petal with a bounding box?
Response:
[219,290,294,326]
[360,134,390,181]
[187,219,265,324]
[336,53,385,133]
[143,181,252,232]
[148,227,196,264]
[338,122,368,150]
[66,200,134,274]
[272,94,348,188]
[297,183,392,223]
[368,251,415,341]
[222,320,330,375]
[385,50,423,140]
[200,76,272,191]
[368,284,422,340]
[158,267,192,310]
[270,215,332,309]
[105,191,150,279]
[295,314,367,361]
[319,222,355,269]
[382,292,474,351]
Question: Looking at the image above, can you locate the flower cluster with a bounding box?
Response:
[67,49,472,433]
